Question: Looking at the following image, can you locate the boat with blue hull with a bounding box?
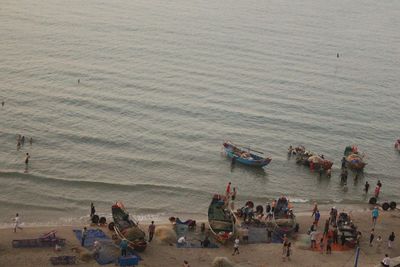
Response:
[223,141,272,168]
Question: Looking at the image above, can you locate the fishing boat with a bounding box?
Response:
[344,145,366,171]
[208,194,235,243]
[336,212,357,247]
[272,196,297,236]
[223,141,272,168]
[108,202,147,252]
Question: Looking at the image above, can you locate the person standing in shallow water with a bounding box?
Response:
[148,221,155,242]
[90,203,96,219]
[364,181,370,194]
[25,153,30,165]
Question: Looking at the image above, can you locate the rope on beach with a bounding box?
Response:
[340,249,356,267]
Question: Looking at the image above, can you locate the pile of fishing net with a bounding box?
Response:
[211,257,235,267]
[154,226,177,244]
[124,227,145,241]
[79,250,93,262]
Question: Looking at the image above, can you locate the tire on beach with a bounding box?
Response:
[382,202,390,211]
[369,197,377,205]
[108,222,115,231]
[390,201,397,210]
[99,217,106,224]
[91,215,99,224]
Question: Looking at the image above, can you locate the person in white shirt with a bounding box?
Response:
[381,254,390,267]
[232,237,240,255]
[178,236,186,245]
[13,213,23,233]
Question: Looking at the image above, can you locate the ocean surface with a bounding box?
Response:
[1,0,399,226]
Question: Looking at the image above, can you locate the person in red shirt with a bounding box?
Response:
[226,182,232,196]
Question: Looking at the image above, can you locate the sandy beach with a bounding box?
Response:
[0,204,399,267]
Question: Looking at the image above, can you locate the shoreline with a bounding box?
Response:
[0,202,378,229]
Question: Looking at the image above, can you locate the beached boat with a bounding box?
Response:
[336,212,357,247]
[272,196,297,236]
[223,141,271,168]
[109,202,147,252]
[344,145,366,171]
[208,194,235,243]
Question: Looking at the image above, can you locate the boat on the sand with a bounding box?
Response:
[272,196,297,236]
[336,212,357,247]
[223,141,271,168]
[108,201,147,252]
[208,194,235,243]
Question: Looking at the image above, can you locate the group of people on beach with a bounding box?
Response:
[307,201,396,266]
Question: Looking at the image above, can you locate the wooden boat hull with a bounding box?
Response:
[208,194,235,243]
[272,197,296,236]
[111,202,147,252]
[223,142,271,168]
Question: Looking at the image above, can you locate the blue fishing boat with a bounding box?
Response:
[223,141,272,168]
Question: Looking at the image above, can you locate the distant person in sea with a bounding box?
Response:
[1,101,4,107]
[78,79,80,84]
[25,153,30,165]
[341,157,346,169]
[21,136,25,146]
[13,213,23,233]
[364,181,370,194]
[388,232,395,249]
[374,186,381,198]
[232,237,240,255]
[372,207,379,226]
[370,228,375,247]
[319,166,324,178]
[90,203,96,219]
[337,53,340,58]
[148,221,155,242]
[29,137,33,145]
[81,227,87,247]
[377,180,382,188]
